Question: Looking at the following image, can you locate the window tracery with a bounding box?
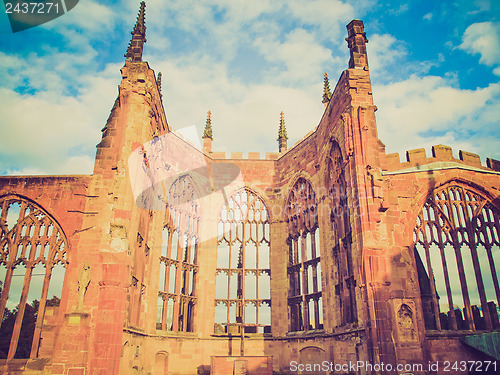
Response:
[214,189,271,334]
[0,195,68,359]
[413,184,500,331]
[327,142,357,326]
[286,178,323,332]
[157,176,199,332]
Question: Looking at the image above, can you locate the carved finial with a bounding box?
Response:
[125,2,147,62]
[322,72,332,103]
[202,110,213,140]
[157,72,162,99]
[346,20,368,69]
[278,111,288,153]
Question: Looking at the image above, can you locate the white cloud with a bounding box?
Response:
[459,22,500,66]
[42,0,116,33]
[388,3,409,15]
[0,61,120,175]
[287,0,355,41]
[367,34,407,76]
[374,76,500,161]
[423,12,433,21]
[156,57,324,154]
[254,28,336,85]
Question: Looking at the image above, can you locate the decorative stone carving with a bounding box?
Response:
[76,263,91,312]
[397,303,416,341]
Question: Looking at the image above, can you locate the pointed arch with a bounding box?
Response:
[413,183,500,331]
[0,194,68,359]
[214,187,271,334]
[286,178,323,332]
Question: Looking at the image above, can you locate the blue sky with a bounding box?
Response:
[0,0,499,175]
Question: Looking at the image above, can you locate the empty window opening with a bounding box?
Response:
[157,176,199,332]
[414,185,500,331]
[214,189,271,334]
[286,178,323,332]
[0,196,68,360]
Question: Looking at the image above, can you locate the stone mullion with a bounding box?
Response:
[241,225,246,305]
[311,261,319,295]
[478,209,500,314]
[422,231,442,331]
[468,237,492,329]
[226,267,232,325]
[171,233,182,331]
[30,262,53,358]
[185,235,192,264]
[17,201,28,225]
[228,240,233,302]
[183,236,192,296]
[310,228,318,259]
[483,241,500,311]
[180,297,188,332]
[464,203,492,330]
[293,238,299,265]
[300,235,309,331]
[310,231,320,329]
[160,293,168,330]
[0,199,9,221]
[161,227,173,329]
[0,253,15,325]
[313,296,320,329]
[491,209,500,241]
[435,245,454,329]
[449,233,474,329]
[7,260,34,359]
[432,212,455,330]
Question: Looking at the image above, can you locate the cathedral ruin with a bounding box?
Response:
[0,2,499,374]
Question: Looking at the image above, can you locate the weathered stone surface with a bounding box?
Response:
[0,11,499,375]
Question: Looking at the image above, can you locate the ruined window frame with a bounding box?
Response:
[0,195,68,359]
[214,188,271,334]
[327,142,357,326]
[413,183,500,331]
[286,178,324,332]
[157,175,199,332]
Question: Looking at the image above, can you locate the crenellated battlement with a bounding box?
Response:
[384,144,500,173]
[208,151,280,161]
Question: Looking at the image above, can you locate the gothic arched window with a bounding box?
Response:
[327,142,357,326]
[157,176,199,332]
[286,178,323,332]
[413,184,500,331]
[0,195,68,359]
[214,189,271,334]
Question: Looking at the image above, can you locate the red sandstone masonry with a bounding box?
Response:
[384,144,498,172]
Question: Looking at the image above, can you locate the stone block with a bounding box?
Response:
[459,150,481,166]
[211,152,225,159]
[487,157,500,171]
[432,144,453,161]
[406,148,426,163]
[265,152,280,160]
